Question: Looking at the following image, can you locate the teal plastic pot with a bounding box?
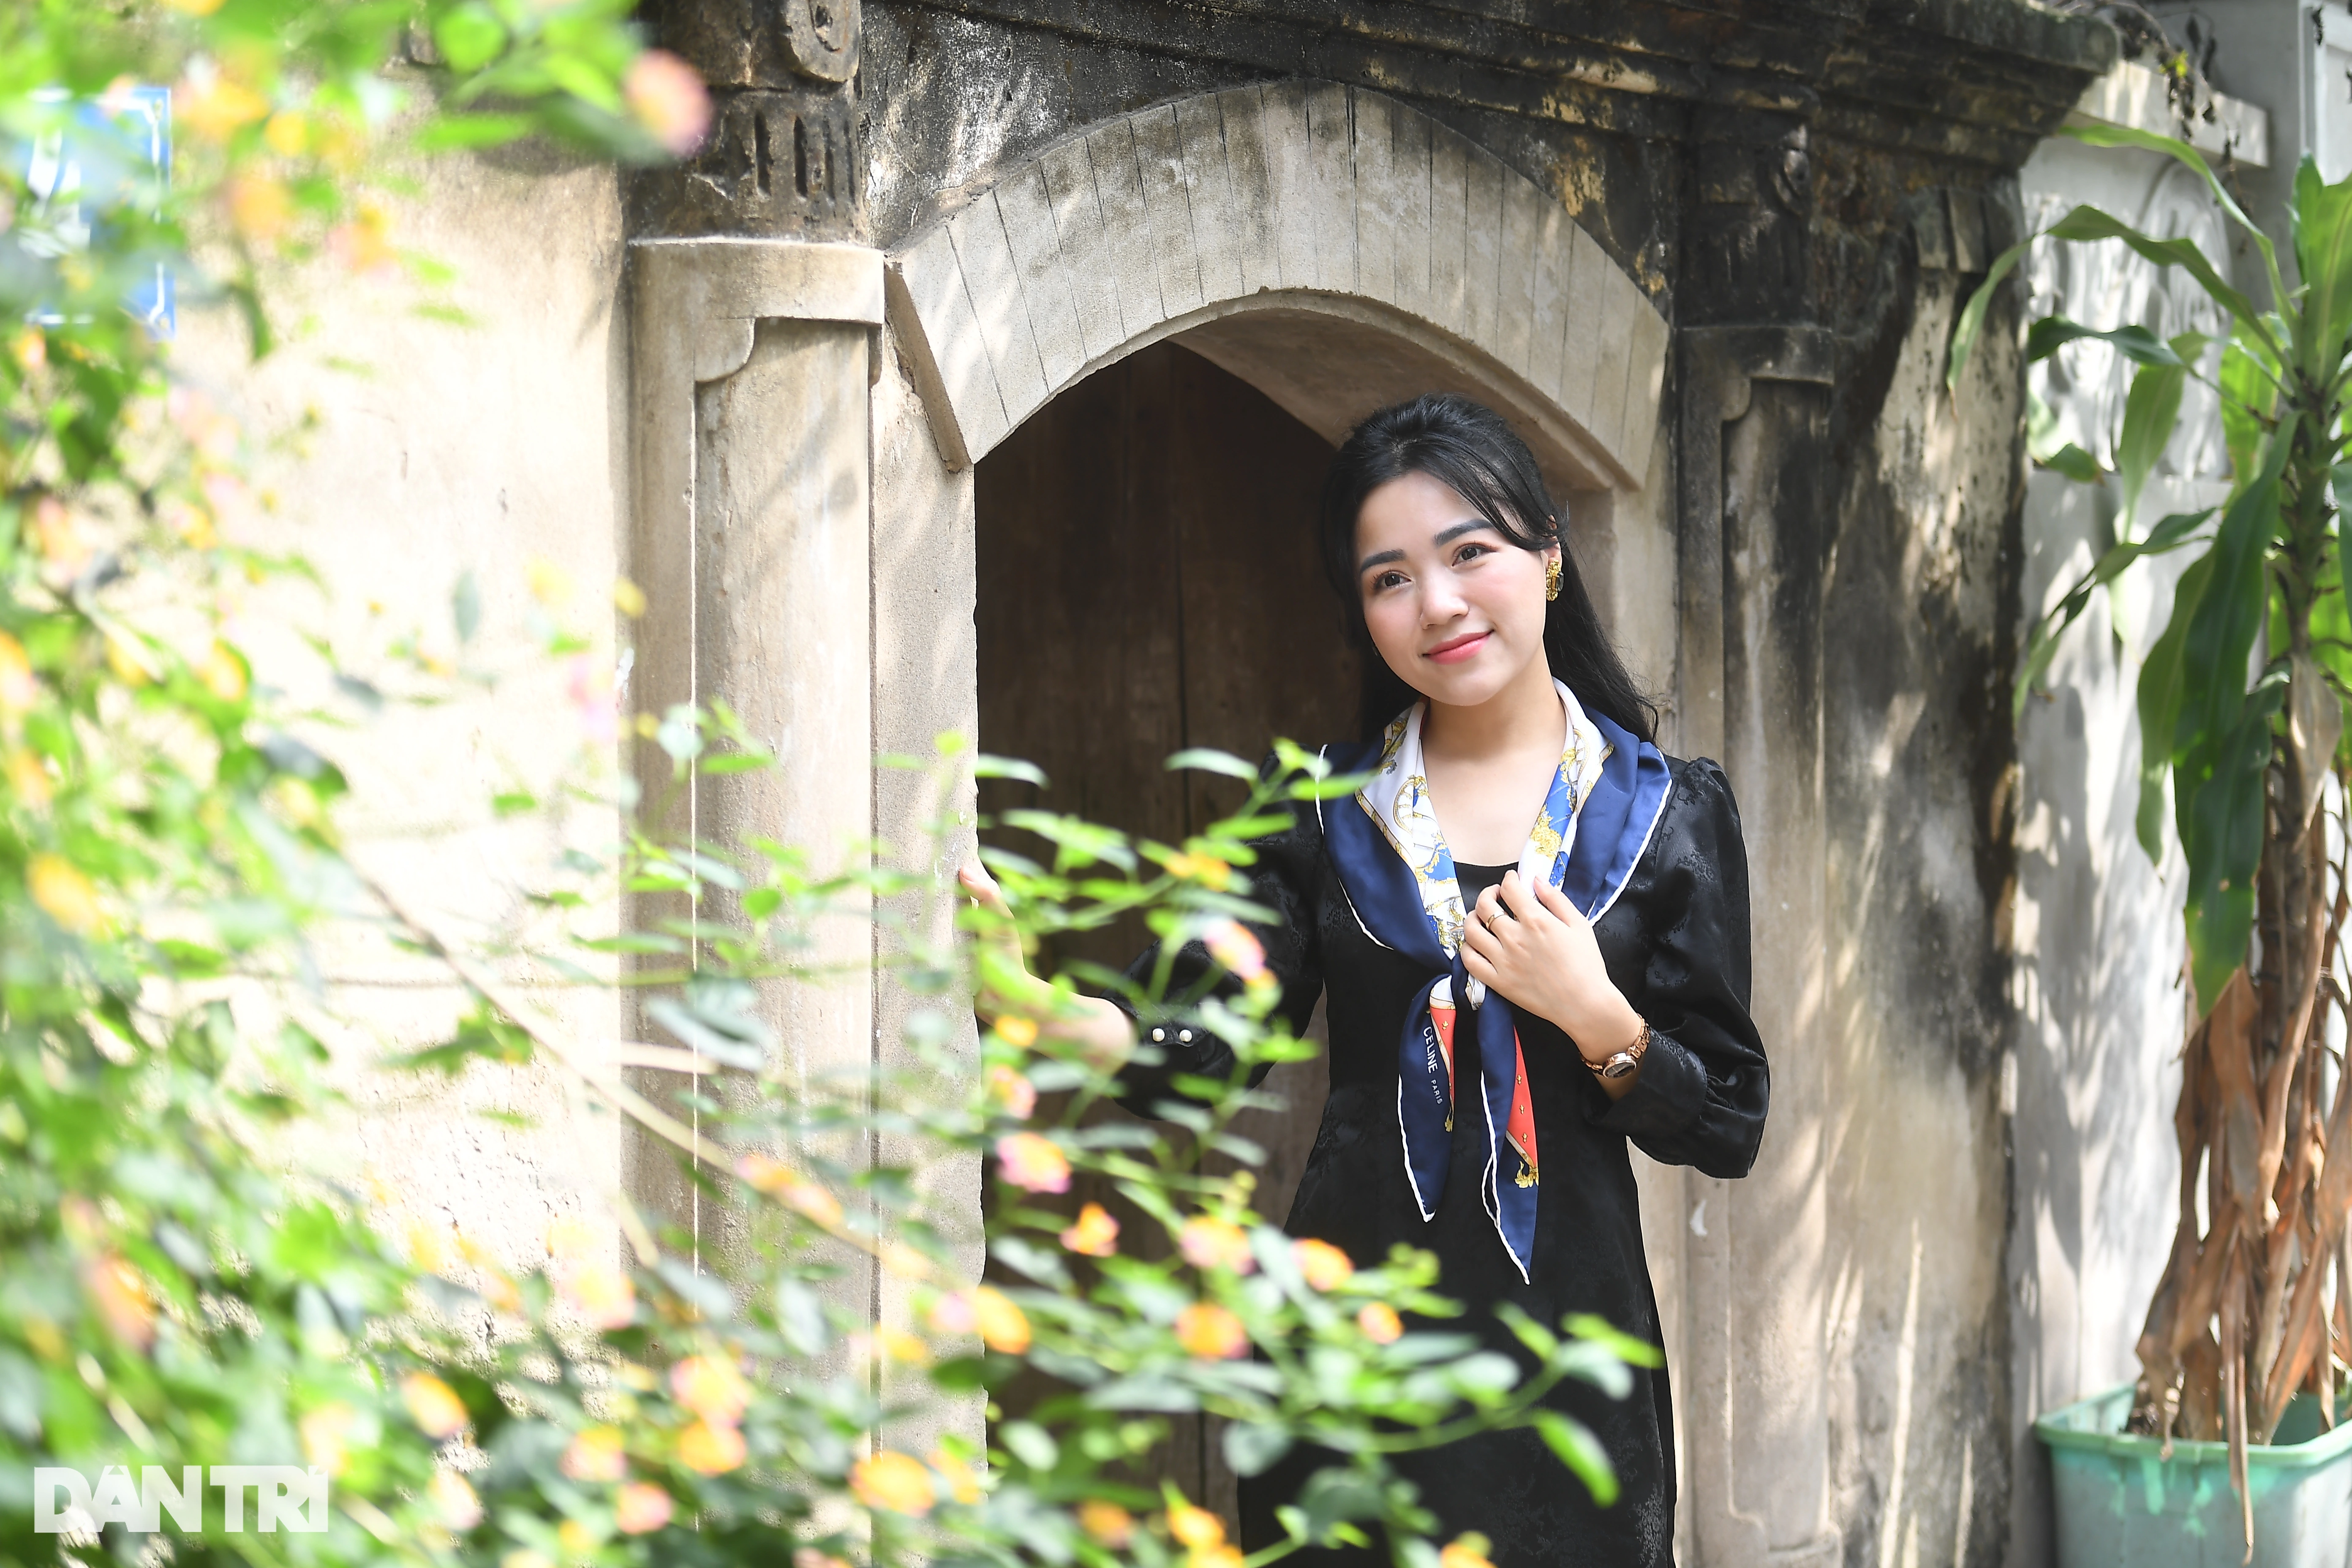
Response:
[2037,1384,2352,1567]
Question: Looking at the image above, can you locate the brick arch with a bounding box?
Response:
[884,82,1667,493]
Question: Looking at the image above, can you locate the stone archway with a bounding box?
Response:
[882,82,1666,501]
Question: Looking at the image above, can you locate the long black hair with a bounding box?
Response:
[1317,392,1659,744]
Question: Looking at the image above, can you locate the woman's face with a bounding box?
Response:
[1353,470,1558,710]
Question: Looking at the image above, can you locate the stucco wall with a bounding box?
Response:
[174,139,634,1286]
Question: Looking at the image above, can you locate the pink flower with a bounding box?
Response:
[1179,1217,1254,1274]
[986,1064,1037,1119]
[1203,918,1268,984]
[615,1482,672,1534]
[624,51,713,157]
[568,655,618,745]
[994,1132,1070,1194]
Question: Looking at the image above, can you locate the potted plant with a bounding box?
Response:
[1952,123,2352,1563]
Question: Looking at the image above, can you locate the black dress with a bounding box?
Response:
[1115,755,1769,1568]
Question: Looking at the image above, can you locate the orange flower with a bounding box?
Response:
[851,1450,935,1516]
[995,1132,1070,1194]
[669,1355,750,1426]
[10,328,44,373]
[83,1255,153,1350]
[1163,852,1231,885]
[30,854,104,936]
[1194,1548,1244,1568]
[1292,1237,1355,1291]
[1059,1202,1119,1258]
[329,203,396,276]
[1178,1217,1253,1274]
[623,50,713,157]
[971,1285,1031,1354]
[930,1448,981,1504]
[560,1425,627,1482]
[1358,1302,1403,1344]
[1175,1301,1247,1361]
[401,1372,470,1438]
[225,176,291,242]
[427,1470,482,1530]
[678,1418,747,1475]
[1166,1502,1225,1549]
[986,1063,1037,1119]
[1079,1500,1134,1546]
[614,1481,672,1534]
[735,1153,844,1228]
[1439,1534,1496,1568]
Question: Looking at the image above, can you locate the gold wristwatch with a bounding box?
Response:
[1588,1021,1652,1081]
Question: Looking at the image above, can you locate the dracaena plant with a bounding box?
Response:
[1953,122,2352,1513]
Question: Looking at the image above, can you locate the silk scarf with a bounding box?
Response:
[1318,681,1674,1280]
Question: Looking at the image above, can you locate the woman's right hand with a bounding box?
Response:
[956,860,1136,1070]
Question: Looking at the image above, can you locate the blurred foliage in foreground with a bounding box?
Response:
[0,5,1648,1568]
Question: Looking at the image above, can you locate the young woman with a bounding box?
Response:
[961,393,1768,1568]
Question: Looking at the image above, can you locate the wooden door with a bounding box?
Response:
[975,340,1358,1520]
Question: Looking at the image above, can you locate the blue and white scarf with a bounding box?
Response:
[1318,681,1673,1280]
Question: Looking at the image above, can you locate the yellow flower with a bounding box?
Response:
[993,1015,1039,1048]
[162,0,226,14]
[1178,1217,1254,1274]
[299,1402,359,1476]
[678,1418,747,1475]
[930,1448,981,1504]
[556,1518,595,1557]
[1166,1502,1225,1549]
[329,203,396,275]
[199,642,247,702]
[262,110,308,155]
[851,1449,935,1516]
[614,1482,672,1534]
[175,71,270,142]
[8,751,52,811]
[10,328,44,373]
[1193,1547,1244,1568]
[1439,1533,1495,1568]
[612,577,647,618]
[427,1469,481,1530]
[1175,1301,1247,1361]
[527,558,574,606]
[1059,1202,1119,1258]
[400,1372,470,1438]
[1163,852,1231,885]
[29,854,103,936]
[558,1260,636,1329]
[559,1425,627,1482]
[1292,1237,1355,1291]
[503,1551,554,1568]
[735,1153,844,1227]
[1079,1500,1133,1546]
[971,1285,1032,1354]
[166,501,217,549]
[995,1132,1070,1194]
[669,1355,750,1425]
[32,497,87,576]
[875,1327,929,1364]
[1358,1302,1404,1343]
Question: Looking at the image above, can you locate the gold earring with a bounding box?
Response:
[1545,556,1563,602]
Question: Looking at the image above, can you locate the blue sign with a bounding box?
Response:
[20,84,174,337]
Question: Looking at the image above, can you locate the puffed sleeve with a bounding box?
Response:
[1589,758,1770,1177]
[1107,772,1328,1116]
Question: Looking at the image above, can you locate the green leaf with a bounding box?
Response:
[2062,120,2283,305]
[2115,358,2188,532]
[1165,748,1260,780]
[1949,235,2037,392]
[2291,155,2352,382]
[1531,1410,1619,1505]
[2025,318,2193,367]
[2136,552,2213,860]
[434,3,509,72]
[974,754,1047,786]
[2180,680,2284,1010]
[413,112,537,151]
[2044,204,2267,343]
[2025,389,2106,485]
[453,569,482,643]
[2178,433,2292,751]
[2015,509,2214,718]
[2221,334,2279,484]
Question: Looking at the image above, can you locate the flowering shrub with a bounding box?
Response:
[0,6,1650,1568]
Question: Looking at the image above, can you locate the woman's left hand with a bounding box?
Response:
[1460,870,1644,1067]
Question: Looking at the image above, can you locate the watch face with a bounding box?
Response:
[1601,1053,1637,1080]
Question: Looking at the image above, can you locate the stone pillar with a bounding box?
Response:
[1677,321,1841,1568]
[623,238,884,1281]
